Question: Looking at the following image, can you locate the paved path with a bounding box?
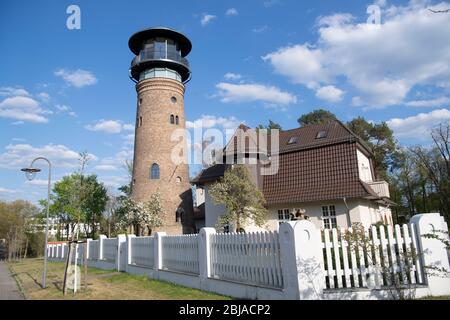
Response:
[0,261,24,300]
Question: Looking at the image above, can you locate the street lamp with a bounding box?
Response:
[21,157,51,289]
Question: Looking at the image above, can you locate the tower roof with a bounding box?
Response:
[128,26,192,56]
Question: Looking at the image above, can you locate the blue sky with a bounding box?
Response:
[1,0,449,204]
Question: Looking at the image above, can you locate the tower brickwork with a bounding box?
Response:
[128,27,195,234]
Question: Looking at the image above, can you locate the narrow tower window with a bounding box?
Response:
[175,115,179,125]
[170,115,175,124]
[150,163,160,180]
[139,116,142,127]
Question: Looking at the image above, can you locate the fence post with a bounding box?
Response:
[154,232,166,270]
[410,213,450,297]
[279,220,325,300]
[126,234,136,270]
[86,238,92,260]
[116,234,127,271]
[98,235,107,260]
[199,228,216,280]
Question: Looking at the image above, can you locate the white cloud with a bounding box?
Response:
[263,44,329,89]
[387,109,450,140]
[0,143,97,170]
[94,165,118,171]
[215,82,297,106]
[24,179,55,187]
[85,120,133,134]
[315,85,345,102]
[54,68,98,88]
[0,187,17,194]
[38,92,50,102]
[186,115,243,130]
[0,87,30,97]
[405,97,450,107]
[201,14,217,26]
[99,175,129,189]
[224,73,242,81]
[263,2,450,108]
[0,96,49,123]
[122,123,135,131]
[55,104,77,117]
[226,8,239,16]
[122,133,135,146]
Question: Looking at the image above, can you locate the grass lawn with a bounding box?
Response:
[7,258,231,300]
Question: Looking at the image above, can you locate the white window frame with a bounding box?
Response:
[322,205,337,229]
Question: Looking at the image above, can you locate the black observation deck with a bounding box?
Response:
[128,27,192,83]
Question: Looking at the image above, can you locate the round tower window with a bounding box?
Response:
[176,176,182,183]
[171,96,177,104]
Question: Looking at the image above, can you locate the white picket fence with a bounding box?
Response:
[161,234,199,275]
[210,231,283,289]
[321,223,425,290]
[46,213,450,300]
[130,236,154,268]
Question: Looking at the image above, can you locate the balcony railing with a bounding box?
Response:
[131,48,190,69]
[368,180,390,198]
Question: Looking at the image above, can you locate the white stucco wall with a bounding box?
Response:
[356,149,373,182]
[204,184,226,229]
[203,185,391,231]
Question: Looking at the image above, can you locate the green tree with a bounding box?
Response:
[257,120,283,131]
[0,200,39,259]
[209,165,268,232]
[48,173,107,239]
[347,117,399,179]
[297,109,337,127]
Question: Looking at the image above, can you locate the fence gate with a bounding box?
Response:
[119,241,127,272]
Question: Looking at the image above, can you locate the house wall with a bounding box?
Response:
[203,190,389,232]
[356,149,373,182]
[204,184,226,229]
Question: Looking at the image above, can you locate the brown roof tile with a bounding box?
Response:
[193,121,379,205]
[262,141,374,205]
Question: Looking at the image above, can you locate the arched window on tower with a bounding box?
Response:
[170,115,175,124]
[175,115,179,125]
[150,163,160,180]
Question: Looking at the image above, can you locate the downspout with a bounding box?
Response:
[342,197,352,228]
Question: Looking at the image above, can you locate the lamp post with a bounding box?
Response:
[21,157,51,289]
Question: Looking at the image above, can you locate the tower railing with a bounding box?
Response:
[131,48,190,69]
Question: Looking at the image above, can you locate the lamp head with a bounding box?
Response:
[21,167,41,181]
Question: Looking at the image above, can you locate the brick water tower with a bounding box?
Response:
[128,27,194,234]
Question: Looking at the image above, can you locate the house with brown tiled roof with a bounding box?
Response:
[191,120,394,232]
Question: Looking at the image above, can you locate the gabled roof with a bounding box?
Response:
[191,164,230,185]
[222,120,374,157]
[192,121,382,205]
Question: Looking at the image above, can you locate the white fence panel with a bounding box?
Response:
[130,236,154,268]
[103,238,117,262]
[322,223,426,290]
[161,234,199,275]
[210,231,283,289]
[88,240,99,260]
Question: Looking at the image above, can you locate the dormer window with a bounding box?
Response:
[316,130,328,139]
[287,136,299,145]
